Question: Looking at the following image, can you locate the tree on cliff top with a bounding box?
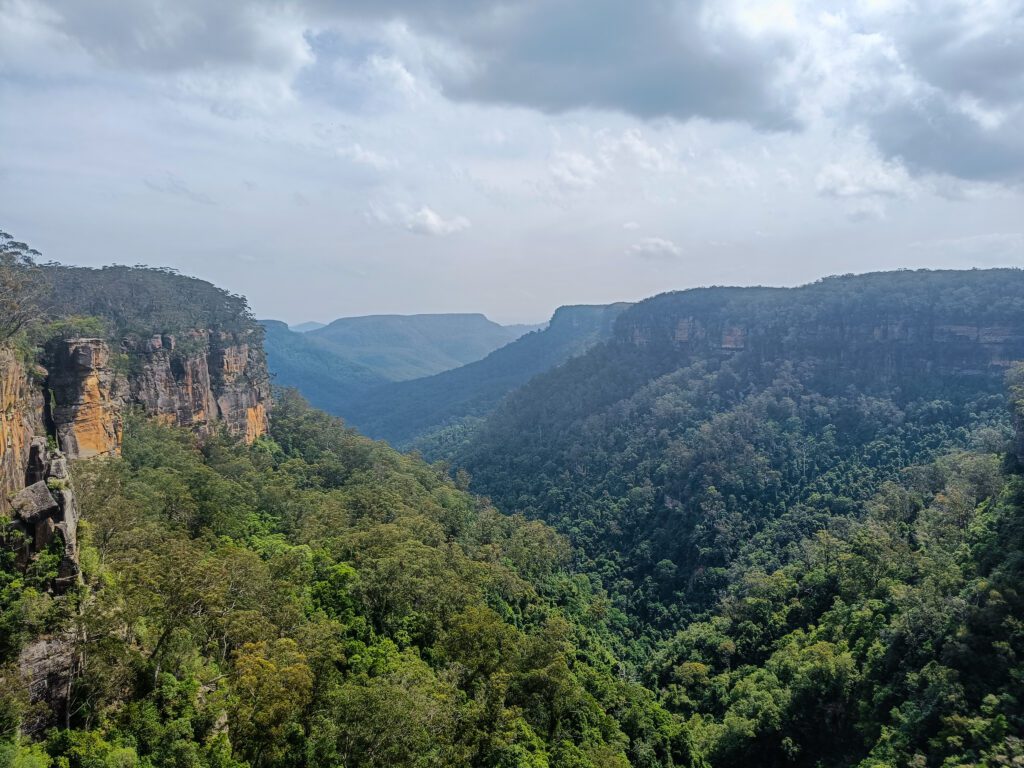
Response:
[0,231,41,342]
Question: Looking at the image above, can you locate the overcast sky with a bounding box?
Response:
[1,0,1022,324]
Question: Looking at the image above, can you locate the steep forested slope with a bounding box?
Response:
[342,304,629,449]
[458,271,1024,629]
[653,438,1024,765]
[448,269,1024,765]
[0,239,692,768]
[260,320,388,414]
[4,236,1024,768]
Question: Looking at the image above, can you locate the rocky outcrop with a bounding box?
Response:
[18,633,78,734]
[8,438,81,589]
[47,329,270,459]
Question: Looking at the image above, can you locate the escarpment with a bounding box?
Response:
[1,259,275,735]
[614,270,1024,396]
[3,328,271,589]
[47,330,270,460]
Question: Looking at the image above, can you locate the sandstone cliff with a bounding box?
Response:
[2,325,271,585]
[46,329,270,460]
[615,274,1024,396]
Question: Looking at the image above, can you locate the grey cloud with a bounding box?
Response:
[861,93,1024,182]
[898,3,1024,108]
[21,0,1024,182]
[850,1,1024,181]
[40,0,309,73]
[32,0,799,130]
[429,0,798,130]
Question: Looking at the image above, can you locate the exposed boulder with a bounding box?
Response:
[11,481,59,524]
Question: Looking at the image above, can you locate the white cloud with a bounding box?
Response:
[548,151,604,192]
[401,205,470,236]
[629,237,682,259]
[603,129,674,172]
[815,158,910,198]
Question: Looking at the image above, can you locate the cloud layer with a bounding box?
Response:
[1,0,1022,323]
[11,0,1023,180]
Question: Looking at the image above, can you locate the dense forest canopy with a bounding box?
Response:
[451,269,1024,764]
[459,269,1024,629]
[2,394,694,767]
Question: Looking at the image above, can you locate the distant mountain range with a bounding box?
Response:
[260,312,547,419]
[261,306,626,447]
[305,313,543,381]
[342,304,629,448]
[260,320,387,415]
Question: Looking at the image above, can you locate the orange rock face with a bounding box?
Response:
[46,330,271,459]
[48,339,125,460]
[0,349,45,515]
[64,370,121,459]
[245,404,268,444]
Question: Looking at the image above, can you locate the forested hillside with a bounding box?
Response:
[449,270,1024,764]
[2,396,694,767]
[0,237,689,768]
[342,303,629,450]
[460,270,1024,624]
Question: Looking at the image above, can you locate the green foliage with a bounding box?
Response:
[32,317,110,343]
[0,231,42,343]
[459,271,1024,634]
[653,451,1024,766]
[37,264,257,338]
[1,392,685,767]
[5,262,1024,767]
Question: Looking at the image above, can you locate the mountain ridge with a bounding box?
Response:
[340,302,630,448]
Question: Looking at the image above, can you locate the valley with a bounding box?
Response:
[2,234,1023,767]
